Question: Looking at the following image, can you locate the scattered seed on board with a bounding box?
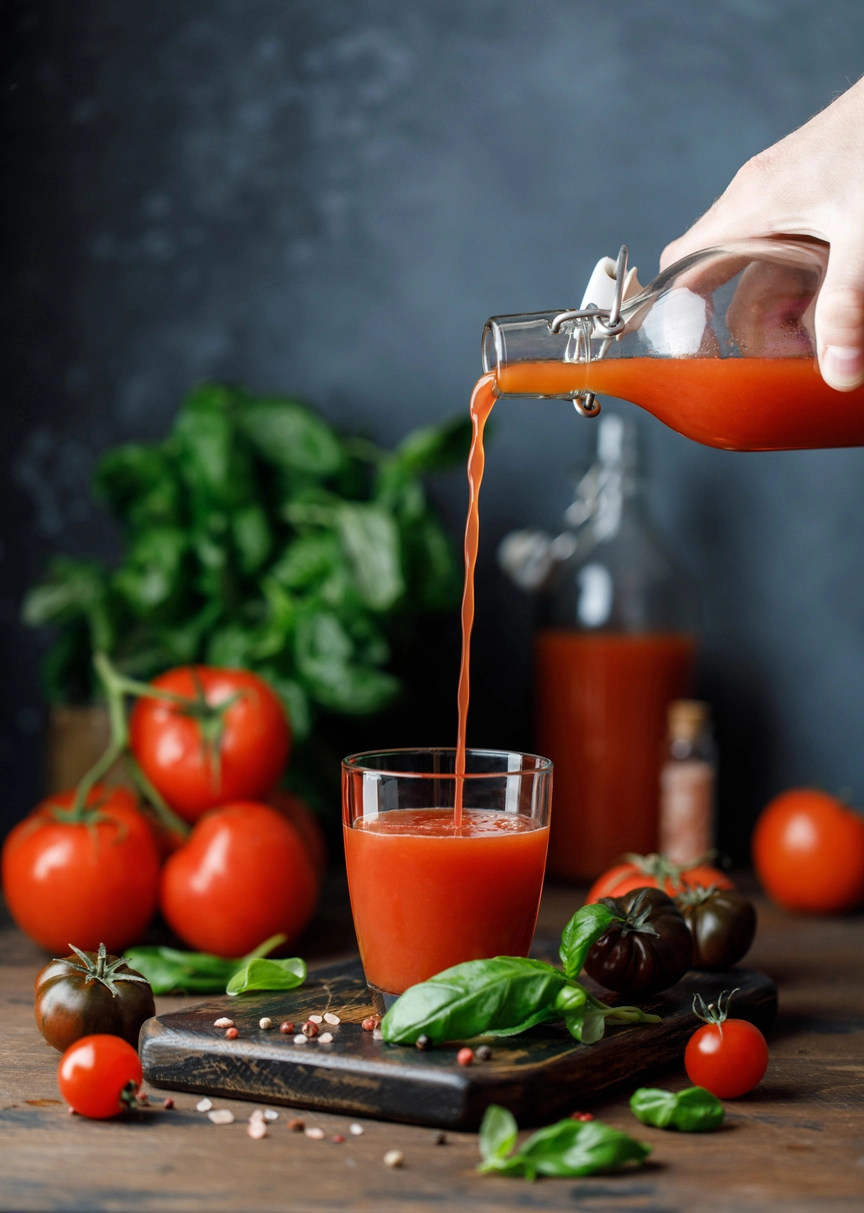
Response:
[163,1098,175,1110]
[138,1094,150,1106]
[415,1034,431,1051]
[309,1014,324,1024]
[384,1150,404,1168]
[318,1032,334,1044]
[280,1022,295,1034]
[248,1120,267,1139]
[349,1123,364,1135]
[293,1034,308,1045]
[263,1109,279,1121]
[288,1118,304,1132]
[332,1134,345,1143]
[361,1016,380,1032]
[434,1131,446,1145]
[259,1017,273,1030]
[196,1098,213,1112]
[225,1027,239,1039]
[457,1047,474,1067]
[475,1045,492,1061]
[372,1028,384,1041]
[302,1020,319,1037]
[571,1111,594,1122]
[323,1012,340,1025]
[208,1109,235,1125]
[305,1127,325,1140]
[214,1017,234,1029]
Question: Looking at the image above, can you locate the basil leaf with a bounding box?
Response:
[336,502,404,611]
[476,1109,651,1181]
[520,1119,651,1178]
[238,398,344,476]
[630,1086,725,1132]
[381,957,568,1045]
[124,934,288,995]
[226,956,307,996]
[559,902,618,979]
[478,1104,518,1164]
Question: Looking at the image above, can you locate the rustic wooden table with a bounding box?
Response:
[2,879,863,1213]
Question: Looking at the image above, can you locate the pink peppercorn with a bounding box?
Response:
[570,1111,594,1122]
[456,1047,474,1067]
[280,1022,295,1034]
[225,1027,239,1040]
[302,1020,319,1038]
[163,1098,175,1109]
[332,1134,345,1143]
[361,1016,380,1032]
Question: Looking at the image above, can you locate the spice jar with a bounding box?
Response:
[659,700,717,865]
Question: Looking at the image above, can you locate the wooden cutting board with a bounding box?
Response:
[140,959,776,1130]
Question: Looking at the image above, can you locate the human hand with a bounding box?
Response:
[661,77,864,391]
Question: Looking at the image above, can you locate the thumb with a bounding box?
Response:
[815,241,864,391]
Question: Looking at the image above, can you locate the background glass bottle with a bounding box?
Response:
[500,413,697,881]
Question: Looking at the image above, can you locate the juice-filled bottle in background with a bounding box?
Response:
[501,414,696,881]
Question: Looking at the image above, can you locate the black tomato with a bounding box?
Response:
[675,886,757,969]
[34,942,155,1051]
[584,887,694,997]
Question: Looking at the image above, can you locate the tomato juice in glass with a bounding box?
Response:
[342,748,551,1009]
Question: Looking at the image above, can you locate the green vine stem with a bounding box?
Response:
[63,652,190,840]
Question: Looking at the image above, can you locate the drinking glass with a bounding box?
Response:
[342,747,552,1013]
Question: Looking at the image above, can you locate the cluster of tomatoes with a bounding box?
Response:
[1,666,324,959]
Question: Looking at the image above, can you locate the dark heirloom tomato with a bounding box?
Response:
[584,887,694,997]
[35,943,155,1052]
[675,887,757,969]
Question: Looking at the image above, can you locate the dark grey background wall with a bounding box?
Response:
[2,0,864,857]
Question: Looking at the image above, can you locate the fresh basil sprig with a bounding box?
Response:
[478,1104,650,1180]
[630,1086,724,1132]
[226,956,306,996]
[124,933,295,995]
[381,904,661,1046]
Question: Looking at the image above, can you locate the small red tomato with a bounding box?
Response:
[267,788,328,879]
[130,667,291,823]
[752,788,864,913]
[685,992,769,1098]
[160,801,319,956]
[587,854,734,904]
[58,1034,143,1119]
[1,786,160,954]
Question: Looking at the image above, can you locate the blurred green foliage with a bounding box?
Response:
[23,385,472,753]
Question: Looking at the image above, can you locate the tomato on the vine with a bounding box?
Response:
[684,991,769,1098]
[587,854,734,904]
[129,667,291,823]
[1,785,160,955]
[752,788,864,913]
[160,801,319,956]
[58,1034,143,1119]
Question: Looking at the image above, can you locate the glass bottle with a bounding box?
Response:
[502,413,697,881]
[482,238,864,451]
[658,700,717,866]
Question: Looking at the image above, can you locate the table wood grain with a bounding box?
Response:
[2,877,863,1213]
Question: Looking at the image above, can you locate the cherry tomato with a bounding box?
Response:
[685,1018,769,1098]
[267,788,328,879]
[129,667,291,823]
[160,801,319,956]
[58,1033,143,1119]
[1,786,160,954]
[587,855,734,904]
[752,788,864,913]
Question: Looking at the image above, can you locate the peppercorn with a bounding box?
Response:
[361,1015,381,1032]
[570,1111,594,1122]
[288,1117,305,1131]
[302,1020,319,1038]
[415,1034,432,1051]
[225,1027,239,1039]
[280,1021,295,1034]
[456,1047,474,1067]
[475,1045,492,1061]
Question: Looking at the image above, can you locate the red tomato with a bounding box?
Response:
[58,1034,143,1119]
[1,786,160,954]
[160,801,318,956]
[129,667,291,823]
[752,788,864,913]
[587,856,734,904]
[685,1018,769,1098]
[268,788,328,879]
